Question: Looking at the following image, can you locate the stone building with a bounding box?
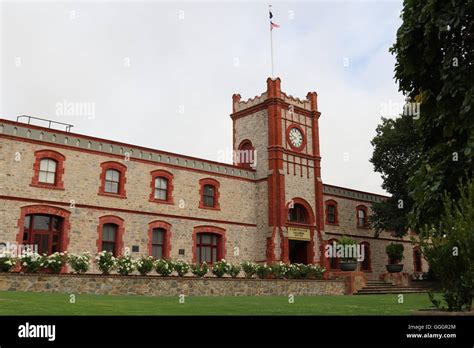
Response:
[0,78,426,278]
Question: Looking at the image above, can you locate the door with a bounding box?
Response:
[289,240,309,264]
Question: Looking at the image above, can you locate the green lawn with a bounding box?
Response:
[0,291,437,315]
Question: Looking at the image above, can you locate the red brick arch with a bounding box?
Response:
[96,215,125,256]
[192,225,226,263]
[16,204,71,251]
[325,199,339,225]
[98,161,127,198]
[285,197,315,225]
[31,149,66,190]
[147,220,172,259]
[198,178,220,210]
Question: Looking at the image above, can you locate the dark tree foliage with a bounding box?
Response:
[370,116,421,237]
[389,0,474,231]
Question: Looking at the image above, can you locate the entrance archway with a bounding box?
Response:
[285,198,315,264]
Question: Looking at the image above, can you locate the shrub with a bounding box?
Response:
[386,243,404,264]
[95,251,116,275]
[241,261,258,278]
[255,263,272,279]
[270,262,288,279]
[172,259,189,277]
[307,264,325,279]
[286,263,301,279]
[116,255,135,276]
[135,256,154,276]
[212,259,231,278]
[42,252,67,273]
[190,262,208,277]
[228,264,241,278]
[68,252,91,274]
[339,235,357,262]
[155,259,173,276]
[19,249,42,273]
[0,251,16,273]
[416,179,474,311]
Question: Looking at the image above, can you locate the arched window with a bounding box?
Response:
[327,239,340,270]
[193,226,226,263]
[31,150,65,189]
[151,228,165,259]
[99,162,127,197]
[97,215,124,256]
[360,242,371,271]
[413,247,423,272]
[203,185,215,207]
[196,233,220,264]
[148,221,172,259]
[149,170,174,204]
[105,170,120,194]
[288,203,309,224]
[356,205,368,228]
[199,178,220,210]
[325,200,338,225]
[39,159,57,184]
[22,214,64,255]
[101,223,117,254]
[236,140,255,169]
[154,178,168,200]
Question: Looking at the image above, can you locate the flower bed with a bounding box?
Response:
[1,251,326,281]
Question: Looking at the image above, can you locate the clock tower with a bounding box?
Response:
[231,78,326,266]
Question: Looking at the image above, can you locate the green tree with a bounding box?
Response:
[416,179,474,311]
[370,115,421,237]
[390,0,474,231]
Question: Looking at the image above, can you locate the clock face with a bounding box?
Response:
[288,127,304,148]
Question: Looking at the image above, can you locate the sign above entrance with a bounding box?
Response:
[288,227,310,241]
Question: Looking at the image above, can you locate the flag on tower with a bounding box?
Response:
[269,9,280,30]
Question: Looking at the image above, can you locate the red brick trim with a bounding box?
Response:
[324,183,390,199]
[147,220,172,259]
[149,170,174,204]
[323,193,381,204]
[285,123,307,153]
[96,215,125,256]
[356,204,369,229]
[98,161,127,198]
[1,134,255,183]
[16,204,71,255]
[30,150,65,190]
[286,197,315,225]
[285,197,316,264]
[236,139,255,169]
[192,225,226,263]
[325,199,339,226]
[0,195,257,228]
[198,178,220,210]
[0,119,255,175]
[359,241,372,272]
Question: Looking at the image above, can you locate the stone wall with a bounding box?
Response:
[0,274,346,296]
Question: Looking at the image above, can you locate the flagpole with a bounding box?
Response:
[269,5,274,78]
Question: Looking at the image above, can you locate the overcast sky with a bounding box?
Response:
[1,0,405,195]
